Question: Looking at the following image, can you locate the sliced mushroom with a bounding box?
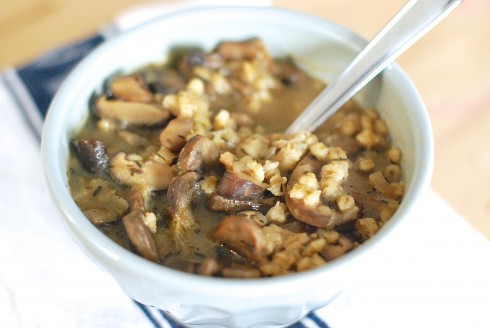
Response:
[110,75,154,103]
[176,135,220,174]
[166,171,200,238]
[208,193,265,214]
[110,152,174,190]
[216,38,271,62]
[122,210,160,263]
[117,131,148,146]
[124,186,147,212]
[285,154,347,229]
[177,51,224,77]
[70,176,128,225]
[159,117,193,152]
[217,170,266,200]
[73,139,108,174]
[95,96,170,126]
[213,215,267,263]
[141,68,186,95]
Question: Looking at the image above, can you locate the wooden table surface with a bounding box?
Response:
[2,0,489,239]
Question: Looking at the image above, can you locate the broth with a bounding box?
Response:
[68,39,404,277]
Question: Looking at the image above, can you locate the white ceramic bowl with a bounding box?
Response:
[42,6,433,328]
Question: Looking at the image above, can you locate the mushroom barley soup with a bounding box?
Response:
[68,39,404,278]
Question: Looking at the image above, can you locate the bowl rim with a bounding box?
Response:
[41,5,434,297]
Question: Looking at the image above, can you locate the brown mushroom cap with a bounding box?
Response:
[177,51,224,78]
[73,139,108,174]
[122,210,160,263]
[217,170,266,200]
[285,154,344,229]
[176,135,220,174]
[213,215,267,263]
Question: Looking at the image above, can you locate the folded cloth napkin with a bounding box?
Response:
[1,1,490,327]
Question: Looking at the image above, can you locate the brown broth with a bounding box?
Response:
[68,40,403,277]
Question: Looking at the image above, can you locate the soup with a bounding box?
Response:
[68,39,403,278]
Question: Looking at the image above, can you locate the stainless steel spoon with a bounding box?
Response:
[286,0,463,134]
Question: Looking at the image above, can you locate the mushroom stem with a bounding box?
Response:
[166,171,201,244]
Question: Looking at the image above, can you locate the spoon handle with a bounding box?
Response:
[286,0,462,134]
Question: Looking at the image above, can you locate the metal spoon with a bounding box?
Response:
[286,0,463,134]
